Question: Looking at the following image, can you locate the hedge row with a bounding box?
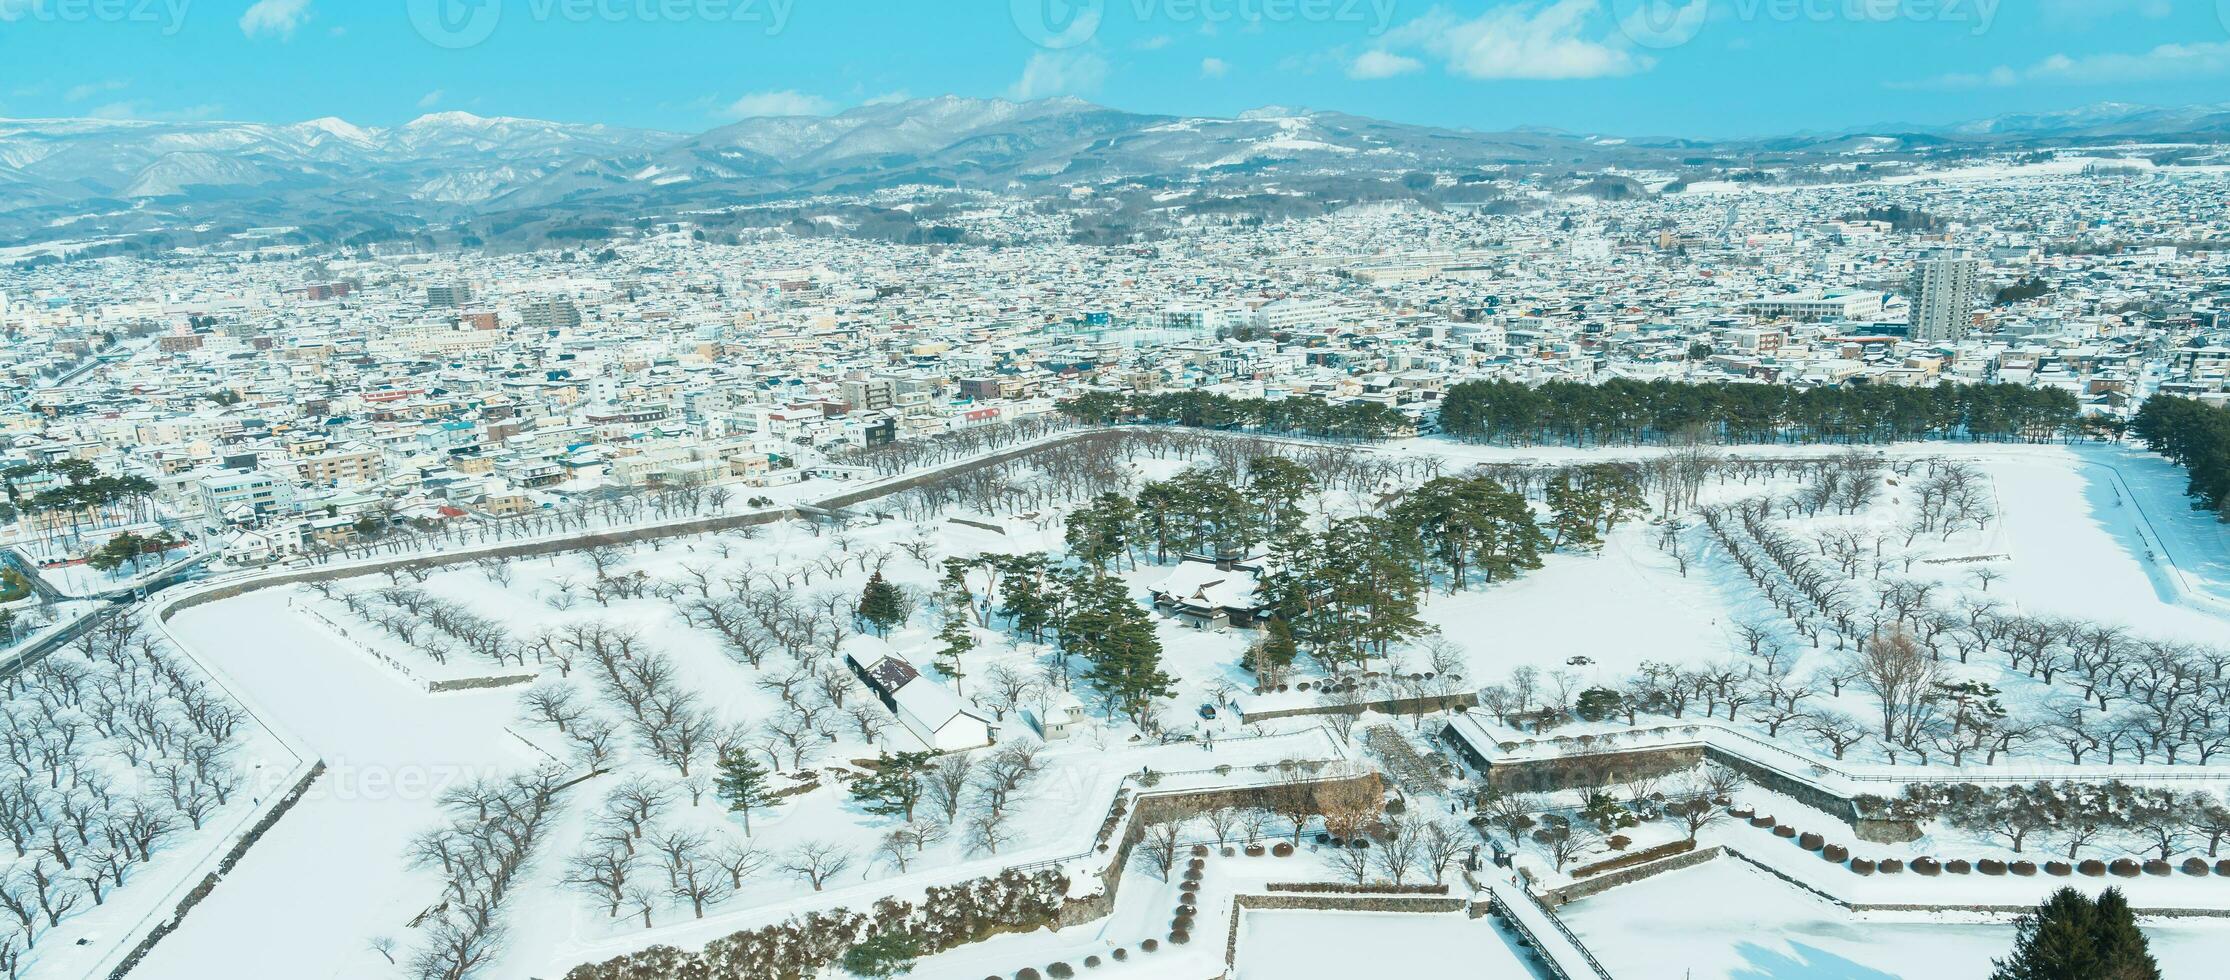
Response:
[1263,882,1452,895]
[1571,838,1698,880]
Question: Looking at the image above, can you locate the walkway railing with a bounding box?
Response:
[1486,875,1615,980]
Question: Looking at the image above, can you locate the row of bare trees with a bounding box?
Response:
[0,616,249,968]
[401,769,564,980]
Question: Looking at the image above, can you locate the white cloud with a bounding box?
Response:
[862,90,912,105]
[417,90,444,109]
[1906,41,2230,89]
[1009,50,1109,100]
[2042,0,2173,24]
[1137,34,1173,51]
[1199,57,1230,79]
[86,101,224,122]
[1347,49,1423,80]
[1368,0,1653,82]
[716,90,836,119]
[239,0,312,41]
[1616,0,1706,50]
[65,79,129,103]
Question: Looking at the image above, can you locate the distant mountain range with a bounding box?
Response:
[3,96,2225,255]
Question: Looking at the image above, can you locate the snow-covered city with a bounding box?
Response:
[7,4,2230,979]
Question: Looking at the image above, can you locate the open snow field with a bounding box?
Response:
[137,590,540,979]
[1565,859,2230,980]
[1235,909,1535,979]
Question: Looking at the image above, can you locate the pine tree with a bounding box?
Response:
[934,587,975,695]
[996,554,1054,642]
[849,750,934,821]
[1243,455,1318,542]
[856,572,905,636]
[714,748,780,835]
[1991,887,2160,980]
[1065,492,1137,572]
[1067,576,1174,726]
[839,930,922,978]
[1249,616,1299,687]
[2090,889,2162,980]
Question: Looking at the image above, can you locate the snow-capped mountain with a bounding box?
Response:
[0,111,683,207]
[1,97,2225,251]
[1946,102,2230,140]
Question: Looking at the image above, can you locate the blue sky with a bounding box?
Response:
[2,0,2228,137]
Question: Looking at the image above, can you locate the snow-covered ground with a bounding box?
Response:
[117,434,2230,979]
[5,607,299,980]
[1235,910,1535,979]
[1565,858,2230,980]
[135,590,544,980]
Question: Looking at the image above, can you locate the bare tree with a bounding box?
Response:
[1140,822,1183,880]
[521,681,583,733]
[780,842,853,891]
[1373,815,1422,886]
[1847,627,1941,749]
[1418,819,1467,885]
[711,842,766,891]
[925,753,974,824]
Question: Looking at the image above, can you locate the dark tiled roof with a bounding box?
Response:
[867,656,919,693]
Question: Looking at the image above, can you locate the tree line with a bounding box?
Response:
[1865,780,2230,863]
[1438,379,2085,446]
[1058,391,1410,441]
[2130,394,2230,519]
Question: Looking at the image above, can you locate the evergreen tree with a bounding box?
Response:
[856,572,906,636]
[1546,464,1648,550]
[994,553,1055,640]
[1133,480,1183,563]
[849,750,934,821]
[1244,455,1318,542]
[839,930,922,977]
[1065,492,1137,572]
[714,748,780,834]
[1392,476,1547,591]
[1259,518,1425,675]
[1064,574,1175,725]
[1991,887,2159,980]
[1249,616,1299,687]
[934,586,976,694]
[2089,889,2161,980]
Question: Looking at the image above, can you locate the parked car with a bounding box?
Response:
[1197,704,1218,720]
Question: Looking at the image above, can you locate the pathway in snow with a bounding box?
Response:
[138,590,545,980]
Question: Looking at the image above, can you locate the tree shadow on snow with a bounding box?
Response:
[2074,447,2230,606]
[1728,940,1902,980]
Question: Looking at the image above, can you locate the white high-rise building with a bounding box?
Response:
[1909,254,1981,343]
